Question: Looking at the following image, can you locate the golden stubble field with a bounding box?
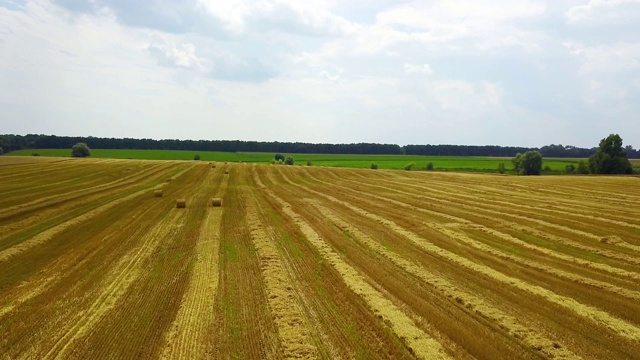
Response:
[1,156,640,359]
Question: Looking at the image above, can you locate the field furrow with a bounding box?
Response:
[244,188,318,359]
[372,175,640,232]
[254,169,417,359]
[302,169,640,283]
[211,167,282,359]
[275,168,640,343]
[41,209,186,360]
[76,166,211,359]
[261,183,451,359]
[0,182,166,263]
[0,163,190,250]
[161,167,226,359]
[308,201,580,359]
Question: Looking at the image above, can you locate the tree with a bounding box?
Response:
[284,156,294,165]
[512,153,523,174]
[588,134,632,174]
[275,153,285,162]
[71,143,91,158]
[497,162,506,174]
[512,151,542,175]
[426,162,434,170]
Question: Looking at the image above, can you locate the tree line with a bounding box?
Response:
[1,133,639,158]
[512,134,635,175]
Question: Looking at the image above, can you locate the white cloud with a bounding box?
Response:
[566,42,640,74]
[147,42,208,71]
[196,0,356,37]
[430,80,503,111]
[403,63,432,75]
[566,0,640,25]
[296,0,547,61]
[319,70,341,83]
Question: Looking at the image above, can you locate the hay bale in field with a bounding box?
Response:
[211,198,222,207]
[166,178,173,182]
[224,162,228,164]
[224,170,229,174]
[154,190,163,197]
[212,165,216,168]
[176,199,186,208]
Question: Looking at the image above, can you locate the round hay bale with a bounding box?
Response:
[211,198,222,207]
[224,162,228,164]
[154,190,163,198]
[224,170,229,174]
[176,199,186,208]
[212,165,216,168]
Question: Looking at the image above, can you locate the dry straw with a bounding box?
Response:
[211,198,222,207]
[154,190,163,198]
[176,199,186,208]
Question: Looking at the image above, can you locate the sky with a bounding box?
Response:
[1,0,639,148]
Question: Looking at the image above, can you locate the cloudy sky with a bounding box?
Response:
[1,0,639,148]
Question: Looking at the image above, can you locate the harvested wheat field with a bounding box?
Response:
[1,156,640,359]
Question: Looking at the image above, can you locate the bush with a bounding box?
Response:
[543,165,551,172]
[278,159,283,165]
[565,164,576,174]
[404,162,415,171]
[498,162,506,174]
[512,151,542,175]
[426,162,434,171]
[270,159,275,164]
[71,143,90,158]
[370,163,378,170]
[275,153,285,162]
[194,154,201,161]
[576,160,589,174]
[284,156,294,165]
[306,160,312,166]
[32,153,40,156]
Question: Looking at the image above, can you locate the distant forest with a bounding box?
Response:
[1,134,639,158]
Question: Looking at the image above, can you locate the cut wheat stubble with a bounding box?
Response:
[275,168,640,343]
[257,180,451,359]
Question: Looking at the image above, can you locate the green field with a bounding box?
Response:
[5,148,601,172]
